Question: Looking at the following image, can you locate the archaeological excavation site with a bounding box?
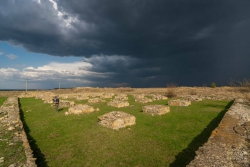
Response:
[1,86,250,167]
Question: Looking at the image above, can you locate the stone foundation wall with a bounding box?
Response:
[0,97,37,167]
[188,99,250,167]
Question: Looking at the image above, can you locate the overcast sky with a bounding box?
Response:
[0,0,250,89]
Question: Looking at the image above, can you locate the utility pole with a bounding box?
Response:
[26,78,28,92]
[59,82,60,89]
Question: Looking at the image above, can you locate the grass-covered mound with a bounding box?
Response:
[19,96,232,167]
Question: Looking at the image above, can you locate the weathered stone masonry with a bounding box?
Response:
[0,97,37,167]
[188,99,250,167]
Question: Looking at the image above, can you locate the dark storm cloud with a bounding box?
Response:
[1,0,250,86]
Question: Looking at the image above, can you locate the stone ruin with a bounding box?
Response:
[65,104,98,115]
[151,94,168,100]
[58,100,75,108]
[179,94,235,101]
[98,111,136,130]
[133,94,153,103]
[59,93,89,100]
[135,97,153,103]
[18,91,40,98]
[35,92,55,103]
[5,91,250,166]
[0,97,36,167]
[133,94,168,103]
[168,99,191,106]
[106,94,130,108]
[100,93,115,99]
[49,99,75,108]
[59,93,114,100]
[88,98,106,103]
[19,91,57,104]
[107,99,130,108]
[184,95,203,102]
[114,94,128,101]
[133,94,145,99]
[142,105,170,115]
[187,99,250,166]
[75,94,90,100]
[34,93,75,108]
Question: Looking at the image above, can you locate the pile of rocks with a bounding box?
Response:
[57,100,75,108]
[65,104,98,115]
[133,94,145,99]
[184,95,203,102]
[98,111,136,130]
[114,94,128,101]
[132,94,169,103]
[75,94,89,100]
[151,94,168,100]
[142,105,170,115]
[0,97,37,167]
[100,93,114,99]
[35,92,55,103]
[168,99,191,106]
[107,99,129,108]
[88,98,105,103]
[135,97,153,103]
[133,94,153,103]
[179,94,235,101]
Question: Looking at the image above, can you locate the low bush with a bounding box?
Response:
[211,82,216,88]
[229,78,250,93]
[165,83,177,98]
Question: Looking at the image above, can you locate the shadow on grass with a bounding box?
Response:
[169,100,234,167]
[19,100,48,167]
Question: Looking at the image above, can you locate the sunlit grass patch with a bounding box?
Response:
[0,97,7,106]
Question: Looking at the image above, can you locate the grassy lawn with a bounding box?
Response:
[19,96,232,167]
[0,97,7,106]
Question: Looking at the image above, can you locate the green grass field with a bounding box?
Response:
[19,96,232,167]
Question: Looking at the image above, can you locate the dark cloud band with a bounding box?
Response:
[0,0,250,87]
